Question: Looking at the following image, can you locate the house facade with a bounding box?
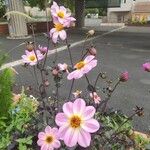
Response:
[107,0,150,23]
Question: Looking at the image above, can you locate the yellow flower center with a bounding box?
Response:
[75,61,85,70]
[45,135,54,144]
[70,115,81,128]
[29,55,36,61]
[57,11,65,18]
[54,23,64,31]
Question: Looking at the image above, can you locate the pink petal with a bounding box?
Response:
[51,2,59,12]
[81,64,92,74]
[63,102,73,117]
[30,62,37,66]
[84,55,95,63]
[67,70,83,80]
[52,32,59,43]
[52,139,61,148]
[59,6,66,13]
[37,139,45,146]
[88,60,97,68]
[51,127,59,135]
[59,30,67,41]
[58,18,64,24]
[25,50,31,55]
[22,55,27,59]
[81,119,100,133]
[45,126,52,134]
[55,113,67,126]
[58,125,69,140]
[38,132,46,140]
[65,13,71,17]
[48,147,54,150]
[41,144,49,150]
[64,128,78,147]
[78,129,91,148]
[73,98,86,114]
[83,106,96,120]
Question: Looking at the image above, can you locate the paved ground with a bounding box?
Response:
[0,30,150,133]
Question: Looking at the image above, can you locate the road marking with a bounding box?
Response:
[140,79,150,85]
[131,48,150,53]
[0,36,99,70]
[0,26,126,70]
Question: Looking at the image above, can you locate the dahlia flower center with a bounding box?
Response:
[75,61,85,70]
[57,11,64,18]
[70,115,81,128]
[45,135,53,144]
[29,55,36,61]
[55,23,64,31]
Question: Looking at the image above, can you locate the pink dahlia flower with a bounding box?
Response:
[143,62,150,72]
[90,92,101,104]
[55,98,100,148]
[22,50,44,66]
[119,71,129,82]
[67,55,97,80]
[37,126,61,150]
[51,2,75,26]
[50,22,66,43]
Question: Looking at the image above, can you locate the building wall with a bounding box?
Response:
[107,0,150,23]
[107,0,133,22]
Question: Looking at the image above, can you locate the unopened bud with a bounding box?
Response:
[88,30,95,36]
[88,47,97,56]
[26,42,34,52]
[44,79,50,87]
[120,71,129,82]
[52,69,59,76]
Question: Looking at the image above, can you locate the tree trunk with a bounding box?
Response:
[75,0,85,28]
[6,0,28,39]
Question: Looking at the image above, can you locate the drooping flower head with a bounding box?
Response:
[88,47,97,56]
[55,98,100,148]
[73,90,82,98]
[50,22,67,43]
[87,30,95,36]
[22,50,44,66]
[58,63,69,73]
[119,71,129,82]
[51,1,76,26]
[90,92,101,104]
[38,45,48,54]
[37,126,61,150]
[67,55,97,80]
[143,62,150,72]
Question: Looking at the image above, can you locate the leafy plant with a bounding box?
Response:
[0,89,39,149]
[0,53,14,118]
[134,133,150,149]
[0,0,5,18]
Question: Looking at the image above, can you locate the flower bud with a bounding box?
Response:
[26,42,34,52]
[143,62,150,72]
[88,47,97,56]
[52,69,59,76]
[119,71,129,82]
[88,30,95,36]
[12,93,21,105]
[44,79,50,87]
